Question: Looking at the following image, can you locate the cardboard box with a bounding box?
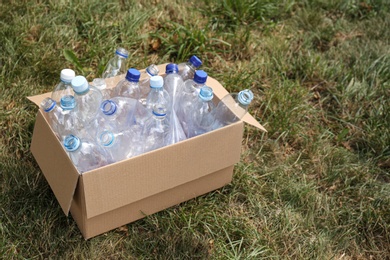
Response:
[28,64,266,239]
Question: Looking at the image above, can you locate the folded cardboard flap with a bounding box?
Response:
[30,111,80,215]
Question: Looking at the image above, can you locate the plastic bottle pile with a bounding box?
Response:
[42,48,254,173]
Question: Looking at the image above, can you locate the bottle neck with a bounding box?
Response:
[74,87,90,95]
[186,62,197,71]
[99,131,115,147]
[101,100,118,116]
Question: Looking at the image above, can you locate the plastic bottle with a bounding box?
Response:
[97,97,138,131]
[63,134,110,173]
[113,68,141,100]
[96,129,138,163]
[188,86,216,138]
[163,63,184,109]
[40,97,64,139]
[42,95,93,141]
[138,64,159,106]
[51,69,76,104]
[141,105,171,153]
[92,78,112,99]
[176,70,208,135]
[102,47,129,79]
[178,55,202,81]
[212,89,254,129]
[71,75,103,127]
[145,75,170,113]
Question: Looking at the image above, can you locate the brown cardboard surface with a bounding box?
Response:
[30,111,79,215]
[81,121,243,219]
[74,166,234,239]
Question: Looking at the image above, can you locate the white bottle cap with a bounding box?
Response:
[150,75,164,89]
[60,69,76,83]
[71,76,89,94]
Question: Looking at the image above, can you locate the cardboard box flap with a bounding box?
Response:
[206,77,267,132]
[81,122,243,219]
[30,111,80,215]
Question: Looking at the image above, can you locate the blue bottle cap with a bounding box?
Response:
[99,130,115,147]
[63,135,81,152]
[40,97,56,112]
[125,68,141,82]
[237,89,254,106]
[60,95,76,110]
[165,63,178,74]
[199,86,214,101]
[115,47,129,58]
[194,70,207,84]
[71,76,89,94]
[100,100,117,116]
[150,75,164,89]
[189,55,202,68]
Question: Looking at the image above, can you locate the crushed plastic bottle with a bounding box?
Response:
[96,129,139,163]
[63,134,110,173]
[97,96,138,131]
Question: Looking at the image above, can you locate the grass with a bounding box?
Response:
[1,0,389,258]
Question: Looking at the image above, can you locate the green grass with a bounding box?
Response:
[1,0,389,258]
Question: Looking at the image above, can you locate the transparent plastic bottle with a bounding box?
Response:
[176,70,208,135]
[102,47,129,79]
[188,86,216,138]
[178,55,202,81]
[141,105,171,153]
[63,134,110,173]
[40,97,64,139]
[92,78,112,99]
[113,68,141,100]
[212,89,254,129]
[145,75,170,113]
[96,129,138,163]
[51,69,76,104]
[71,75,103,127]
[138,64,159,105]
[97,96,138,131]
[163,63,184,109]
[41,95,89,141]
